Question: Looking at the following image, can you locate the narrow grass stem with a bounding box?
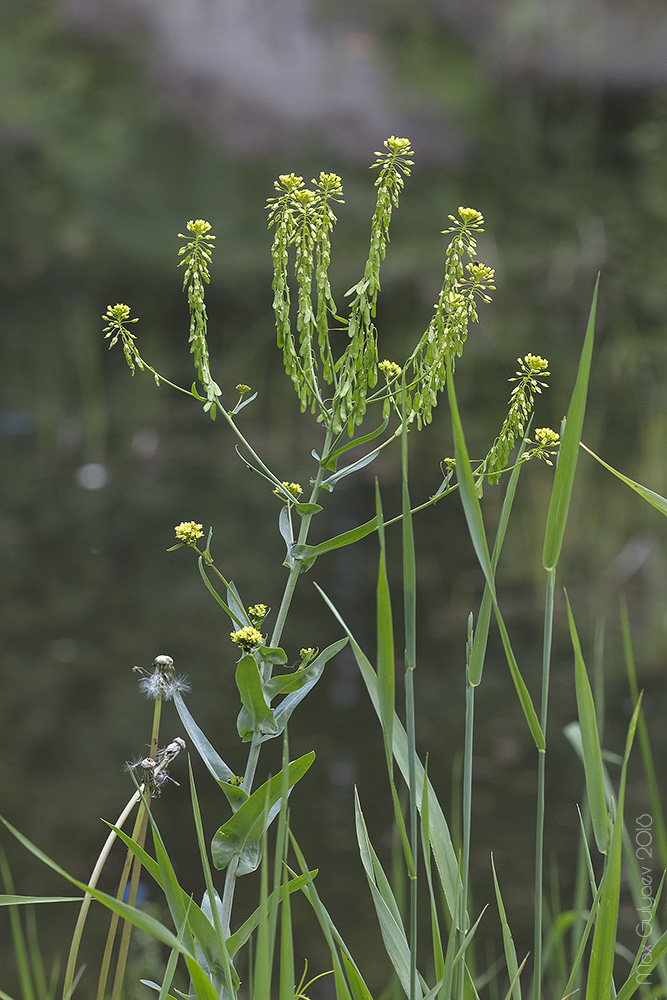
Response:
[61,788,143,999]
[100,693,162,1000]
[533,568,555,1000]
[401,404,418,1000]
[460,672,474,949]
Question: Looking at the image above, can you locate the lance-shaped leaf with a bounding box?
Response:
[446,354,544,750]
[211,752,315,873]
[255,638,348,744]
[581,442,667,517]
[543,278,598,571]
[236,654,279,742]
[174,690,248,812]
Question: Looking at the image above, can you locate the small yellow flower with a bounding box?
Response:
[248,604,268,623]
[230,626,263,651]
[533,427,559,447]
[235,384,252,394]
[378,359,402,379]
[186,219,212,237]
[442,457,456,470]
[174,521,204,546]
[299,647,316,663]
[520,354,549,375]
[457,207,484,225]
[274,481,303,501]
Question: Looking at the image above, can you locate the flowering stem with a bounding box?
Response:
[219,426,334,937]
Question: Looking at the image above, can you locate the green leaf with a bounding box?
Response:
[322,418,390,470]
[565,592,609,855]
[445,354,495,594]
[236,655,279,742]
[226,871,317,958]
[255,639,348,743]
[614,877,667,1000]
[354,791,421,999]
[468,440,526,687]
[0,895,81,905]
[107,820,233,985]
[0,816,202,965]
[316,586,464,927]
[321,448,383,489]
[543,278,598,570]
[581,443,667,517]
[294,502,323,515]
[491,855,522,1000]
[290,517,377,564]
[211,753,315,873]
[445,361,543,748]
[257,645,288,666]
[585,695,642,1000]
[173,690,249,812]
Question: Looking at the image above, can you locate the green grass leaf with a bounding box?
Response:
[585,695,641,1000]
[316,584,464,927]
[565,592,609,855]
[581,442,667,517]
[543,278,598,570]
[491,855,522,1000]
[0,816,202,965]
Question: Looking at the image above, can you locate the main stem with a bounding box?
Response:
[219,425,334,937]
[533,568,555,1000]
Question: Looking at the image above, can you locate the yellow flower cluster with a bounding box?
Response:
[230,626,263,651]
[248,604,268,622]
[378,359,402,379]
[174,521,204,546]
[274,481,303,501]
[533,427,560,447]
[520,354,550,375]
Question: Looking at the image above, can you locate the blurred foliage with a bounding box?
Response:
[1,0,667,992]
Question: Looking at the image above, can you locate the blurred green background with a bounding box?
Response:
[2,0,667,994]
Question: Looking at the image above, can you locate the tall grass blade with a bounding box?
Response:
[287,836,354,1000]
[619,602,667,869]
[585,695,641,1000]
[543,277,598,571]
[278,869,295,1000]
[468,442,526,687]
[581,443,667,516]
[490,855,522,1000]
[0,817,204,966]
[444,357,543,750]
[316,584,463,927]
[565,592,609,855]
[614,874,666,1000]
[445,354,494,593]
[187,760,237,998]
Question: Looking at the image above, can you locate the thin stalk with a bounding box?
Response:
[401,400,418,1000]
[533,568,555,1000]
[219,426,335,939]
[61,791,143,999]
[98,693,162,1000]
[95,804,146,1000]
[458,667,475,1000]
